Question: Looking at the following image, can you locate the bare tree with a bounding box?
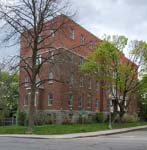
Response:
[0,0,76,133]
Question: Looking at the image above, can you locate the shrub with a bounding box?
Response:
[34,111,49,125]
[62,117,72,124]
[16,110,28,126]
[122,114,138,123]
[96,112,104,123]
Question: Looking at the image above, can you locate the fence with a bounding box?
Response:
[0,117,16,126]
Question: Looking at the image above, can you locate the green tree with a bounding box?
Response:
[138,74,147,120]
[0,70,18,121]
[81,35,146,122]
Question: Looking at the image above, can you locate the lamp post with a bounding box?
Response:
[108,94,112,129]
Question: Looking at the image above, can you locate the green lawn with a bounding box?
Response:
[0,122,146,135]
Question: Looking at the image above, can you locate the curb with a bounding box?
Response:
[0,125,147,139]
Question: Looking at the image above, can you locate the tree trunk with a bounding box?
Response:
[27,83,36,134]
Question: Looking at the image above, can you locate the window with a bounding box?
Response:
[69,73,74,85]
[79,77,84,87]
[50,29,55,38]
[89,41,93,49]
[95,99,99,108]
[79,57,83,65]
[24,77,29,87]
[23,95,28,106]
[96,81,99,91]
[70,28,75,40]
[80,34,85,45]
[50,51,54,60]
[48,93,53,106]
[38,35,42,42]
[87,95,91,107]
[88,79,92,89]
[36,54,42,65]
[78,96,82,107]
[48,72,53,84]
[68,94,73,106]
[36,78,41,87]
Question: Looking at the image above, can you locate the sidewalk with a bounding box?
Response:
[0,125,147,139]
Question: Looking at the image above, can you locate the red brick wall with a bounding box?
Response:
[19,15,137,115]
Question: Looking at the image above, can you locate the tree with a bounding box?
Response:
[138,74,147,121]
[81,35,147,122]
[0,69,18,122]
[0,0,75,132]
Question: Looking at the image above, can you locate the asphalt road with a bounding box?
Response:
[0,129,147,150]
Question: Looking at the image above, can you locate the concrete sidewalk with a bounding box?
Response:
[0,125,147,139]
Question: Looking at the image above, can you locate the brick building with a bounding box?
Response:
[19,15,138,123]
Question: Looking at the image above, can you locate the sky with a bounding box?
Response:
[0,0,147,60]
[70,0,147,41]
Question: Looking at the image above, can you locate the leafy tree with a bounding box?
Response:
[138,75,147,120]
[81,35,147,122]
[0,69,18,121]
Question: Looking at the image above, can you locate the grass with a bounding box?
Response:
[0,122,146,135]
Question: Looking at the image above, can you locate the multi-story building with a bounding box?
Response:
[19,15,138,123]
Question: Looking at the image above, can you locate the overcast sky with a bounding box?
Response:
[71,0,147,41]
[1,0,147,60]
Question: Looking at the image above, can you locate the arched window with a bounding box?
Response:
[48,93,53,106]
[48,72,53,84]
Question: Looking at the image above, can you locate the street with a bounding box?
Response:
[0,129,147,150]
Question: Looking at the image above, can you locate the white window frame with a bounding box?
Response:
[48,72,53,84]
[95,99,99,108]
[87,95,91,108]
[80,34,85,45]
[89,41,93,49]
[96,81,99,91]
[48,93,53,106]
[24,77,29,87]
[50,50,54,60]
[50,29,55,38]
[68,94,73,106]
[36,78,41,87]
[36,54,42,65]
[38,35,42,42]
[70,28,75,40]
